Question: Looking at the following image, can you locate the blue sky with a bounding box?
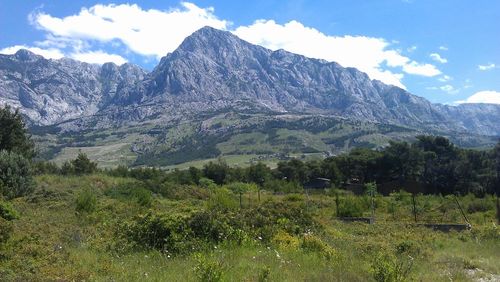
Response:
[1,0,499,105]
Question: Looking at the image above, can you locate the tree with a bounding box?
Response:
[0,106,34,158]
[0,150,34,199]
[495,141,500,224]
[71,153,98,175]
[203,159,229,185]
[277,159,308,184]
[0,106,35,199]
[246,162,271,186]
[226,182,257,208]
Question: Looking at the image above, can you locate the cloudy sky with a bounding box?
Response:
[0,0,499,105]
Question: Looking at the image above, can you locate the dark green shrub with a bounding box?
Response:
[75,188,97,213]
[120,212,195,254]
[0,150,34,199]
[467,198,494,213]
[0,201,18,220]
[71,153,98,175]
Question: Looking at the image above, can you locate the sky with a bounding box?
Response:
[0,0,499,105]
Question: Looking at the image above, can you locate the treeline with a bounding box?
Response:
[2,104,499,200]
[34,136,500,197]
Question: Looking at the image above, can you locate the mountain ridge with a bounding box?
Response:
[1,26,499,137]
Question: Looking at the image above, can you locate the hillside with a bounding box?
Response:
[1,27,500,166]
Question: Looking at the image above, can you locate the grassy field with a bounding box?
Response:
[1,174,499,281]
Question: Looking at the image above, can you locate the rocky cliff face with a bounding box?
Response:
[0,26,499,136]
[0,50,145,125]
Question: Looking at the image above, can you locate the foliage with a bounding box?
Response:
[301,234,336,260]
[203,159,229,185]
[263,179,302,193]
[272,230,300,250]
[0,105,34,159]
[467,197,495,213]
[75,187,97,213]
[337,196,366,217]
[71,153,98,175]
[120,212,194,253]
[0,150,34,199]
[0,217,13,244]
[371,251,414,282]
[193,253,224,282]
[206,187,238,211]
[105,181,152,207]
[0,200,19,220]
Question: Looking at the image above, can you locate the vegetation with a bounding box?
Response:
[0,173,498,281]
[0,106,35,199]
[0,110,498,280]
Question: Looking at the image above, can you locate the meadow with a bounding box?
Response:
[1,173,498,281]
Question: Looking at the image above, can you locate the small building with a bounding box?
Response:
[304,177,331,189]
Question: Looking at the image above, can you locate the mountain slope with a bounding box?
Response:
[102,27,500,135]
[1,27,499,166]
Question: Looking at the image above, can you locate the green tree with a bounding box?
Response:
[0,106,34,158]
[71,153,98,175]
[0,150,34,199]
[246,162,271,186]
[203,159,229,185]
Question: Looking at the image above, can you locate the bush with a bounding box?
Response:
[0,150,34,199]
[75,188,97,213]
[206,188,238,212]
[105,182,152,207]
[0,201,19,220]
[0,217,13,244]
[337,196,366,217]
[301,234,336,260]
[193,253,224,282]
[120,212,195,254]
[272,230,300,250]
[467,198,494,213]
[264,179,303,193]
[371,251,414,282]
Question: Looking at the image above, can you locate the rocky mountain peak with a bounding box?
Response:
[14,49,43,62]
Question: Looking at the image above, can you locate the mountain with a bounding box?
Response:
[0,49,146,125]
[0,27,499,166]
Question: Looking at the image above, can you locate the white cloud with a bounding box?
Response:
[0,45,64,59]
[32,2,229,59]
[439,46,448,51]
[438,75,452,82]
[407,45,417,52]
[234,20,442,88]
[478,63,496,71]
[429,53,447,64]
[455,90,500,105]
[70,50,127,65]
[4,2,447,88]
[440,84,458,94]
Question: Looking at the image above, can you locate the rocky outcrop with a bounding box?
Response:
[1,27,499,136]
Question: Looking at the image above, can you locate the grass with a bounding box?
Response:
[1,174,498,281]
